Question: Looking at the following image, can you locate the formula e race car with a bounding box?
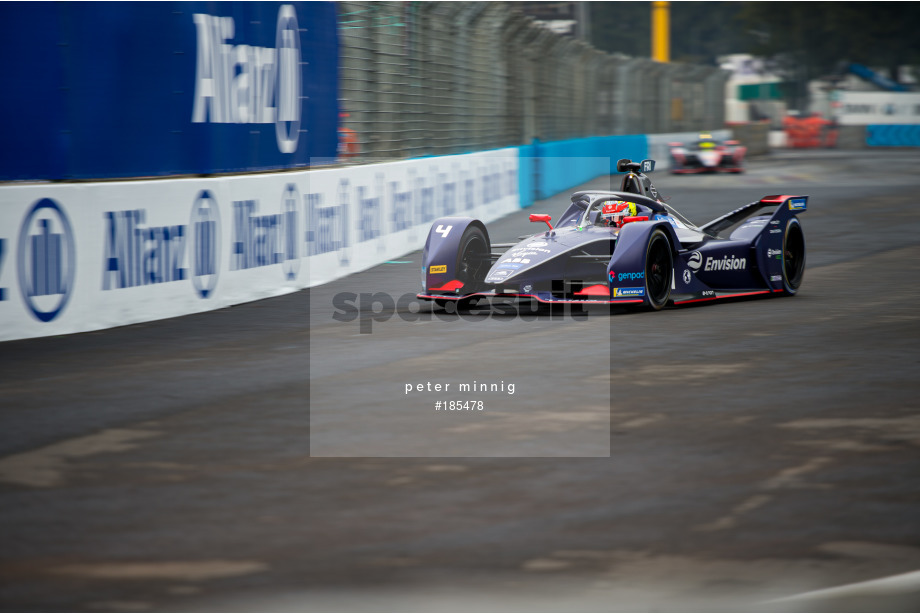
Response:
[669,133,746,173]
[418,158,806,311]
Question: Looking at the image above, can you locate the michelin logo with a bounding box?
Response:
[788,198,807,211]
[17,199,76,322]
[192,5,302,153]
[614,287,645,298]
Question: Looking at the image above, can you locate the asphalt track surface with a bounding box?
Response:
[1,150,919,611]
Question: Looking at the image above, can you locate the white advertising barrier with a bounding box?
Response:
[302,152,519,287]
[837,92,920,125]
[646,130,732,170]
[0,149,519,341]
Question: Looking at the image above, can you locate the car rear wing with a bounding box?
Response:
[701,195,807,236]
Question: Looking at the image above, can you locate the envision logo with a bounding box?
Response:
[191,5,302,153]
[704,255,747,271]
[688,250,747,273]
[17,199,76,322]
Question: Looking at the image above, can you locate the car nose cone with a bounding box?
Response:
[699,151,721,167]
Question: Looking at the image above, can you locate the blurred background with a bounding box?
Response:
[336,1,920,160]
[2,2,920,612]
[3,1,919,182]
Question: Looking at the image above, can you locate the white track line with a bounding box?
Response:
[764,569,920,604]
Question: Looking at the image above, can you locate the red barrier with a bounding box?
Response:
[783,115,838,148]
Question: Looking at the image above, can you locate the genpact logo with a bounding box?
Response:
[618,271,644,282]
[191,5,302,154]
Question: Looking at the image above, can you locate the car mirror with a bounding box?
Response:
[529,214,553,230]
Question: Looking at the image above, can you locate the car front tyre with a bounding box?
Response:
[456,225,490,295]
[645,229,673,310]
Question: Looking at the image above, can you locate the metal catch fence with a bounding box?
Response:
[337,1,728,161]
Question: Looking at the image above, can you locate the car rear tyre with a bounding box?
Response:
[782,218,806,295]
[645,229,673,310]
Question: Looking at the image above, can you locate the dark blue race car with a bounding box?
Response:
[418,159,806,311]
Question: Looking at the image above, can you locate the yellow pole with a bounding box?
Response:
[652,1,670,63]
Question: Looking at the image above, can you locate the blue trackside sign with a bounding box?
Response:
[0,2,339,180]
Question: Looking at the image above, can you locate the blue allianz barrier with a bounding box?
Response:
[867,125,920,147]
[517,135,648,207]
[0,1,339,181]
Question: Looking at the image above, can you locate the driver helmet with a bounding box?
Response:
[697,132,716,149]
[600,200,637,227]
